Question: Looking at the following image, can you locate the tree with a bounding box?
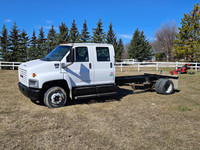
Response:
[153,21,177,61]
[0,24,10,61]
[115,39,124,62]
[19,29,29,61]
[106,22,117,45]
[80,20,90,43]
[173,3,200,61]
[58,22,69,44]
[69,19,79,43]
[47,25,57,53]
[29,29,38,60]
[128,28,152,62]
[92,19,105,43]
[9,22,21,61]
[37,27,46,58]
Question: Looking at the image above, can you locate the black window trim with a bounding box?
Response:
[96,47,110,62]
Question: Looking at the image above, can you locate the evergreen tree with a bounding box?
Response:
[106,22,117,45]
[9,22,21,61]
[58,22,69,44]
[37,27,46,58]
[29,29,38,60]
[80,20,90,43]
[47,25,57,53]
[92,19,105,43]
[128,28,152,62]
[115,39,124,62]
[0,24,10,61]
[19,29,29,61]
[173,3,200,61]
[69,19,79,43]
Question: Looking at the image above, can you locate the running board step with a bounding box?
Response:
[74,92,117,100]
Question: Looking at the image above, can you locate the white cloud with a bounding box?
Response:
[45,20,52,24]
[119,34,132,39]
[4,19,11,23]
[43,25,58,30]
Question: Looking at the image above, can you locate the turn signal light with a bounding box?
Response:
[32,73,36,78]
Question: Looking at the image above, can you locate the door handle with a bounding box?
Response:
[110,62,112,68]
[89,63,92,69]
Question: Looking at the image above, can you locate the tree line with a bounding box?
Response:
[152,3,200,62]
[0,19,125,62]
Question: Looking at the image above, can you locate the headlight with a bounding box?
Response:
[29,79,39,88]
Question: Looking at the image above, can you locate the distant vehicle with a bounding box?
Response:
[18,43,179,108]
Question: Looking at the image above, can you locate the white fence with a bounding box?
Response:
[0,61,22,70]
[115,61,200,72]
[0,61,200,72]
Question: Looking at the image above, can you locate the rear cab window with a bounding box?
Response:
[96,47,110,61]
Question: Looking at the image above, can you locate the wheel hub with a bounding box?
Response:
[51,93,63,104]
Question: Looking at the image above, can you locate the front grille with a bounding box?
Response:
[19,68,27,86]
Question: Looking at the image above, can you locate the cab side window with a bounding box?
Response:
[96,47,110,61]
[75,47,89,62]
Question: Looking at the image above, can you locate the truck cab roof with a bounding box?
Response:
[59,43,113,47]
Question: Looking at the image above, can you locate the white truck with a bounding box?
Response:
[18,43,178,108]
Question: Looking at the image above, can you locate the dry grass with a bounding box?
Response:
[0,69,200,150]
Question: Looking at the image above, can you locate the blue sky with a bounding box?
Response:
[0,0,199,43]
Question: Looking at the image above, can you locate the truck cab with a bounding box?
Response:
[18,43,116,108]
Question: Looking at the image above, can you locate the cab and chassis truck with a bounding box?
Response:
[18,43,178,108]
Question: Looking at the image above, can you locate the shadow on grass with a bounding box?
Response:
[30,88,181,107]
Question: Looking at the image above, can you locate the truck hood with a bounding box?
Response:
[20,59,47,68]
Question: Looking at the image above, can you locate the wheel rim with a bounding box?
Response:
[165,83,172,93]
[50,91,64,105]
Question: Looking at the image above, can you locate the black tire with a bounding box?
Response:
[155,79,174,95]
[44,86,67,108]
[155,79,163,94]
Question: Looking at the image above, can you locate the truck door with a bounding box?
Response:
[93,46,115,85]
[64,46,93,87]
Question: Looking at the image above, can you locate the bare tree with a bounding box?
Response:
[153,21,177,61]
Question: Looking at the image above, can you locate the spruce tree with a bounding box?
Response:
[37,27,46,58]
[92,19,105,43]
[47,25,57,53]
[19,29,29,61]
[106,22,117,45]
[29,29,38,60]
[80,20,90,43]
[115,39,124,62]
[58,22,69,44]
[69,19,79,43]
[173,3,200,61]
[9,22,21,61]
[0,24,10,61]
[128,28,152,62]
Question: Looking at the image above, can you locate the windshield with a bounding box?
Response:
[42,46,72,61]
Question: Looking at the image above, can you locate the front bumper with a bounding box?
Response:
[18,82,41,100]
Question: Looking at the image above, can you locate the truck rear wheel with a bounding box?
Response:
[44,86,67,108]
[155,79,174,95]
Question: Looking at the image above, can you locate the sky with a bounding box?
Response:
[0,0,199,44]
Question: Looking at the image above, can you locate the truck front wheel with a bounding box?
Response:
[44,86,67,108]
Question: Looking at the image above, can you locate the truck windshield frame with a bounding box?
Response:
[42,46,72,61]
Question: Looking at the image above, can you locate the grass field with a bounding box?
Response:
[0,68,200,150]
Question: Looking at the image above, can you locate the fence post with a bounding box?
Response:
[121,62,123,72]
[176,61,178,69]
[156,62,158,71]
[0,61,1,70]
[138,62,140,72]
[195,62,197,72]
[12,62,14,70]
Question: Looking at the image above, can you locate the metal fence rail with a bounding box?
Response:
[115,61,200,72]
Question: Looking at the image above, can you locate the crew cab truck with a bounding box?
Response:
[18,43,178,108]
